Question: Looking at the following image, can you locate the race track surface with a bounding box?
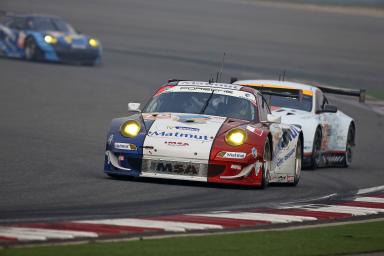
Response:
[0,0,383,223]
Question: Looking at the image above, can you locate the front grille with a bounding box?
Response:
[142,159,208,177]
[55,49,99,63]
[208,164,225,177]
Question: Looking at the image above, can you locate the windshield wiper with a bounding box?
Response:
[199,90,215,114]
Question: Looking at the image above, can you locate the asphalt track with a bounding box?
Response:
[0,0,383,224]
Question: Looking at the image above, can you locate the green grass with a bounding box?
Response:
[367,90,384,101]
[1,220,384,256]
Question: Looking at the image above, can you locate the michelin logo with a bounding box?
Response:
[217,151,246,159]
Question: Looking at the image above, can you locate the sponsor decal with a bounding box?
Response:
[148,131,213,141]
[118,155,125,161]
[178,81,242,90]
[173,114,210,124]
[325,155,345,163]
[166,125,200,132]
[217,151,246,159]
[247,125,263,136]
[287,175,295,182]
[107,134,114,145]
[164,141,189,146]
[150,161,199,175]
[276,148,296,167]
[143,113,171,120]
[252,147,257,158]
[114,142,137,151]
[230,164,242,170]
[178,86,234,95]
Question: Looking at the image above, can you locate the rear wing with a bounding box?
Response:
[315,84,366,103]
[230,77,366,103]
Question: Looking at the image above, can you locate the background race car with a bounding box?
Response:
[233,79,364,169]
[104,80,304,188]
[0,12,102,65]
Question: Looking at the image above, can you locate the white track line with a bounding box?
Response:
[354,197,384,204]
[300,205,382,216]
[189,212,317,223]
[357,185,384,195]
[75,218,223,232]
[0,227,97,241]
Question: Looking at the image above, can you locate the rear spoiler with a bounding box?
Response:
[230,77,366,103]
[315,84,366,103]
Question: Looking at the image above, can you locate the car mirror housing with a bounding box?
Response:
[128,102,141,112]
[317,105,338,114]
[266,114,281,124]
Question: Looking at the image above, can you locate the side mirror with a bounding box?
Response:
[128,102,141,112]
[317,105,337,114]
[267,114,281,124]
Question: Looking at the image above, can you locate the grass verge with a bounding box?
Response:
[1,220,384,256]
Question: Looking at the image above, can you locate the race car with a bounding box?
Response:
[0,13,102,65]
[104,80,304,188]
[232,79,364,169]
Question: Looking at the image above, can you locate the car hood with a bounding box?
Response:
[271,107,313,125]
[142,113,228,160]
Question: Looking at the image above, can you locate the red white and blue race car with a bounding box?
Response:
[233,79,364,169]
[104,80,303,188]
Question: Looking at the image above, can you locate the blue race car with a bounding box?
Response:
[0,13,102,65]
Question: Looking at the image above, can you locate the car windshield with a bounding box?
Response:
[144,89,259,121]
[29,17,76,33]
[263,94,312,112]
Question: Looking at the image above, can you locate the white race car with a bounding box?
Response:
[233,79,364,169]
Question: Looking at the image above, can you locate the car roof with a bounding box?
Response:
[234,80,316,96]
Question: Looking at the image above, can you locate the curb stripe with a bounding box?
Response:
[75,218,223,232]
[260,209,353,220]
[354,197,384,204]
[300,205,381,215]
[189,212,316,223]
[15,223,157,235]
[145,215,270,228]
[338,201,384,209]
[0,227,98,241]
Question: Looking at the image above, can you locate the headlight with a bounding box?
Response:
[120,120,141,138]
[88,38,99,48]
[225,128,247,146]
[64,35,73,44]
[44,35,57,44]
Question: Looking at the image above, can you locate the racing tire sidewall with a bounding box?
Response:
[292,137,302,186]
[343,124,355,167]
[261,139,271,189]
[309,128,322,170]
[25,37,42,61]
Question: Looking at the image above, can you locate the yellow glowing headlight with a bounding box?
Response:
[44,35,57,44]
[88,38,99,48]
[64,35,73,44]
[120,120,141,138]
[225,128,247,146]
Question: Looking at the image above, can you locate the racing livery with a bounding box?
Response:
[105,80,303,188]
[0,13,102,65]
[233,79,361,168]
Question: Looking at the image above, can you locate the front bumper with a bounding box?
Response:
[104,150,264,186]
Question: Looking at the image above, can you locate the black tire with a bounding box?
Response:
[342,124,355,167]
[25,37,42,61]
[261,139,271,189]
[309,128,322,169]
[291,137,302,186]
